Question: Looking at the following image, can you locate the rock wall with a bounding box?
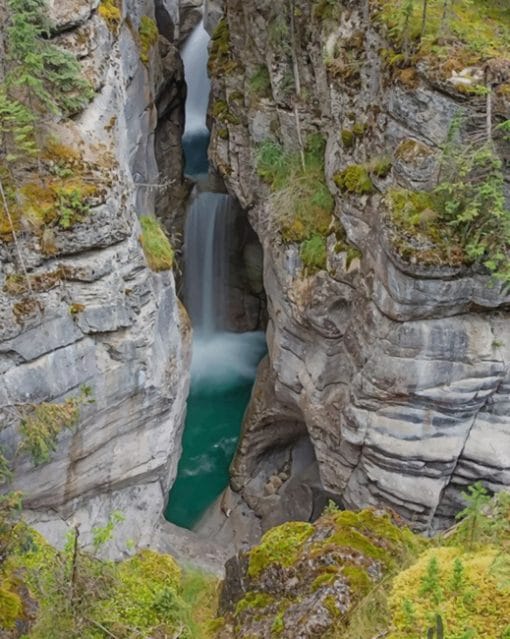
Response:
[0,0,191,553]
[209,0,510,529]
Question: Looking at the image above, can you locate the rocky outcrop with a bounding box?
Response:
[0,0,190,553]
[215,508,418,639]
[209,0,510,529]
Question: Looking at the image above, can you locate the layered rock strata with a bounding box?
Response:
[209,0,510,529]
[0,0,190,553]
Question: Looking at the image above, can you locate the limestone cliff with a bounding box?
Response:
[208,0,510,529]
[0,0,191,553]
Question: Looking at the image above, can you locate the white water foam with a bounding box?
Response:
[191,331,266,390]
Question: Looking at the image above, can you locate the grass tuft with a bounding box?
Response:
[139,215,174,271]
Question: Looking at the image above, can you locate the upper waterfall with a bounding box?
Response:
[181,21,211,138]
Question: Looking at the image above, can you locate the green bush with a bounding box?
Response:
[334,164,374,194]
[256,134,333,244]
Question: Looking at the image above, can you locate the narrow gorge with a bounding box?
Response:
[1,0,510,637]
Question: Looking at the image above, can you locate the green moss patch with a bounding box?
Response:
[138,16,158,65]
[139,215,174,271]
[235,591,274,615]
[249,65,272,98]
[300,234,327,272]
[208,18,238,76]
[248,521,314,577]
[334,164,374,194]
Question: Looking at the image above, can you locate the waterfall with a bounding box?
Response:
[181,21,210,137]
[165,20,266,530]
[184,192,233,335]
[181,21,211,176]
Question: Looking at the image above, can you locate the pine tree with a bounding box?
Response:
[4,0,93,117]
[0,89,37,161]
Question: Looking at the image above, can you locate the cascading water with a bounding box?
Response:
[184,192,232,336]
[181,20,210,177]
[165,20,266,529]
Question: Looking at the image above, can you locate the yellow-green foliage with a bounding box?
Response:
[0,385,92,476]
[313,0,342,22]
[334,164,374,194]
[0,582,22,629]
[98,0,121,31]
[1,524,218,639]
[138,16,159,65]
[388,547,510,638]
[1,139,104,241]
[374,0,510,71]
[139,215,174,271]
[248,521,314,577]
[235,591,274,615]
[212,99,241,125]
[19,397,81,465]
[100,550,183,632]
[256,134,333,244]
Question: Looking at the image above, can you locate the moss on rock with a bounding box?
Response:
[248,521,314,577]
[334,164,374,194]
[217,508,421,639]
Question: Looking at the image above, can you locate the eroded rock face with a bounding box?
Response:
[209,0,510,529]
[0,0,190,554]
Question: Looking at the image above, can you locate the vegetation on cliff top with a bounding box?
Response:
[0,519,218,638]
[373,0,510,71]
[256,135,335,271]
[387,114,510,281]
[215,487,510,639]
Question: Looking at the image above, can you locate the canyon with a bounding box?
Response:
[0,0,509,578]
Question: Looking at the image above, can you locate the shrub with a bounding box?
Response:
[256,134,333,244]
[334,164,374,194]
[139,215,174,271]
[387,121,510,279]
[388,547,510,638]
[98,0,121,32]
